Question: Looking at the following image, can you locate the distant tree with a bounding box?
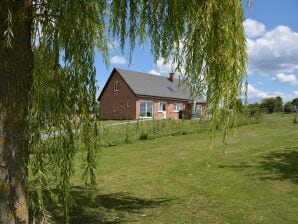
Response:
[284,101,294,113]
[260,97,283,113]
[292,98,298,106]
[276,96,283,111]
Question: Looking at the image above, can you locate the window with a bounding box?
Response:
[121,100,124,108]
[114,81,119,92]
[158,101,167,112]
[193,104,203,117]
[197,105,203,116]
[173,103,184,112]
[126,100,130,108]
[140,100,153,118]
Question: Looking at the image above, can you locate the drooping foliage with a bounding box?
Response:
[2,0,247,223]
[28,1,108,222]
[110,0,247,146]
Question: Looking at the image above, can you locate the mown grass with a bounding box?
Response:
[55,114,298,223]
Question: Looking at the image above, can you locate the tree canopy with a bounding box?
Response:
[292,98,298,106]
[1,0,247,223]
[260,96,283,113]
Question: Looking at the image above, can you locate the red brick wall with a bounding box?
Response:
[99,71,137,120]
[136,97,188,120]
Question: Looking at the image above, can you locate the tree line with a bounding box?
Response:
[237,97,298,114]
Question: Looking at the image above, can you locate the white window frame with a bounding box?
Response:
[173,103,184,112]
[114,81,119,92]
[158,101,167,112]
[120,100,124,108]
[139,100,153,118]
[126,100,130,108]
[194,104,203,117]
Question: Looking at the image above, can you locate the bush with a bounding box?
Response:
[293,113,297,124]
[139,132,149,140]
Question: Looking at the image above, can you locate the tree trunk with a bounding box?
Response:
[0,1,33,223]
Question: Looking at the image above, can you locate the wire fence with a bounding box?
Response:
[243,106,298,115]
[96,112,265,148]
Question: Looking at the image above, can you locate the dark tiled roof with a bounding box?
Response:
[99,68,205,103]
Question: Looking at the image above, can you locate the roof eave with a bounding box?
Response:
[136,94,189,102]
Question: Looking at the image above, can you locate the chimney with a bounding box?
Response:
[169,72,175,82]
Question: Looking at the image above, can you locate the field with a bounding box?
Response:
[53,114,298,223]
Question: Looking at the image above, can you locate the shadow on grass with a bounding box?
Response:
[52,187,174,223]
[218,163,255,169]
[258,148,298,183]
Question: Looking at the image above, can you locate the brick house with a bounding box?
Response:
[98,68,205,120]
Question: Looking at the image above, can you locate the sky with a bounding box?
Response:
[95,0,298,103]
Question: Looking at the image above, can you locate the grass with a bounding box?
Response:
[54,114,298,223]
[97,114,261,147]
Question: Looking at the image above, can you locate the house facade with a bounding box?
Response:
[98,68,205,120]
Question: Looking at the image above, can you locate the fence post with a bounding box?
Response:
[294,106,298,123]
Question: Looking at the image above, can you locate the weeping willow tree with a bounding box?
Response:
[0,0,247,223]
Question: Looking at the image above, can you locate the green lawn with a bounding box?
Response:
[59,114,298,223]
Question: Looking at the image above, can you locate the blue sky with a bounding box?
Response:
[95,1,298,103]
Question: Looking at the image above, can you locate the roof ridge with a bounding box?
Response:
[115,67,169,79]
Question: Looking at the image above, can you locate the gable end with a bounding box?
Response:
[97,68,136,101]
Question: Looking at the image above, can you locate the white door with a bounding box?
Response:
[162,111,167,119]
[158,101,167,119]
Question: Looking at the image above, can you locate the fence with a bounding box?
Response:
[97,111,263,148]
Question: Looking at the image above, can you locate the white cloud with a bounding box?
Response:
[243,19,266,38]
[282,94,297,103]
[110,55,127,65]
[243,83,286,102]
[246,84,270,100]
[148,69,161,76]
[273,91,285,96]
[148,58,177,76]
[156,58,176,74]
[275,73,298,85]
[243,83,292,103]
[281,92,298,102]
[247,25,298,74]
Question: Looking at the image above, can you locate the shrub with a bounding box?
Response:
[293,113,297,123]
[139,132,148,140]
